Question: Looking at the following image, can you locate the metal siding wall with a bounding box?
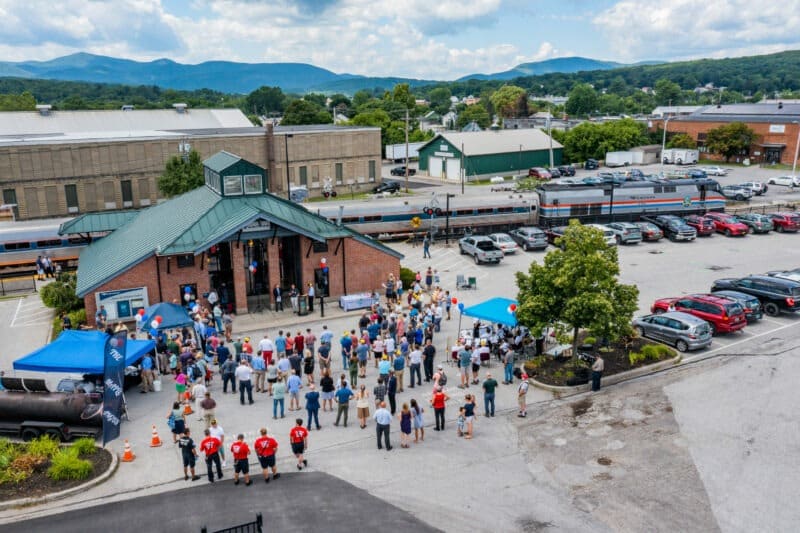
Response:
[465,149,563,176]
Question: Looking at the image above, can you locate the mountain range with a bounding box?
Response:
[0,53,644,94]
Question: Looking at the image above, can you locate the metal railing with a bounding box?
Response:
[201,513,263,533]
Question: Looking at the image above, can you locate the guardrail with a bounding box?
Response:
[201,513,262,533]
[726,202,799,215]
[0,272,37,295]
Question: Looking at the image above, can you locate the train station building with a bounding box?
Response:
[63,151,401,321]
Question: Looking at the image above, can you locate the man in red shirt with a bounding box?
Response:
[200,428,223,482]
[230,433,252,485]
[254,427,281,483]
[289,418,309,470]
[293,331,305,355]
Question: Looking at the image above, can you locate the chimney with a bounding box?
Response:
[35,104,52,116]
[172,103,188,114]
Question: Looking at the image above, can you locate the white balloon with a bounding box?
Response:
[151,320,159,329]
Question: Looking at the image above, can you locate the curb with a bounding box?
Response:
[530,354,682,393]
[0,446,119,511]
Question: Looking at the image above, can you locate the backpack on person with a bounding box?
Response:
[438,371,447,387]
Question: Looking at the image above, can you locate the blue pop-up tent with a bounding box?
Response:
[460,297,519,327]
[140,302,194,331]
[13,330,155,374]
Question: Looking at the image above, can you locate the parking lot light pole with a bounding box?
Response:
[792,121,800,177]
[445,193,455,245]
[660,116,672,176]
[284,133,293,200]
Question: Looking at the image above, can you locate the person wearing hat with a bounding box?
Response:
[378,354,391,383]
[355,338,369,379]
[517,374,529,417]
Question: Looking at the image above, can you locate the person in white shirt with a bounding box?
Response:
[235,359,254,405]
[192,381,207,420]
[208,419,226,467]
[258,335,275,364]
[408,346,422,387]
[384,335,396,359]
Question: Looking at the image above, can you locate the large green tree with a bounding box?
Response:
[428,87,453,115]
[515,220,639,356]
[654,78,683,106]
[281,99,333,125]
[157,149,204,197]
[0,90,36,111]
[667,133,696,149]
[391,83,416,110]
[489,85,528,118]
[244,86,285,115]
[559,118,648,162]
[455,103,491,129]
[565,83,598,117]
[705,122,757,162]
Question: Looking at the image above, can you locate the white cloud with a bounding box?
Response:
[593,0,800,61]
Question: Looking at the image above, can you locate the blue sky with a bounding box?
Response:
[0,0,798,80]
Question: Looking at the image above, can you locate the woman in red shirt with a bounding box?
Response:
[430,386,450,431]
[230,434,252,485]
[289,418,309,470]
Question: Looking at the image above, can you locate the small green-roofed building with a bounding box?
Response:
[75,151,401,323]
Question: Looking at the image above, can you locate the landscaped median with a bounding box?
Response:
[0,436,116,509]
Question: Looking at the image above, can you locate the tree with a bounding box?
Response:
[40,272,83,313]
[705,122,757,162]
[489,85,528,118]
[455,103,491,130]
[428,87,452,115]
[667,133,696,149]
[559,118,647,162]
[303,93,327,107]
[565,84,598,117]
[391,83,416,110]
[157,149,204,197]
[0,90,36,111]
[654,78,682,106]
[352,90,372,108]
[281,99,333,125]
[244,86,285,115]
[515,220,639,357]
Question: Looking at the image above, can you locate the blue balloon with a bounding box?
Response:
[149,328,158,337]
[251,261,258,268]
[323,266,329,273]
[457,302,465,311]
[184,286,192,293]
[141,314,149,324]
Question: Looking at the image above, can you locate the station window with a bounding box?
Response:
[65,185,79,213]
[244,174,263,195]
[224,175,243,195]
[299,166,308,186]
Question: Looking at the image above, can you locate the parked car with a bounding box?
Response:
[769,212,800,232]
[390,166,416,176]
[586,224,618,246]
[766,270,800,283]
[683,215,716,236]
[373,180,400,193]
[767,175,800,187]
[584,159,599,170]
[704,212,749,236]
[625,169,644,179]
[459,236,504,264]
[582,176,604,185]
[720,185,753,201]
[544,226,568,246]
[641,215,697,241]
[634,222,664,241]
[739,181,768,195]
[632,311,713,352]
[701,166,730,176]
[711,275,800,316]
[528,167,552,179]
[487,233,519,254]
[557,165,576,177]
[605,222,643,244]
[547,167,562,178]
[685,168,707,179]
[651,294,747,335]
[709,290,763,323]
[736,213,773,233]
[509,227,548,251]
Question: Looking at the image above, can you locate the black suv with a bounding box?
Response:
[584,159,599,170]
[558,165,576,176]
[390,166,416,176]
[711,275,800,316]
[373,180,400,193]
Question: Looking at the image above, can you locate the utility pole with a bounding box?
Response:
[460,142,465,194]
[404,108,410,193]
[445,193,455,245]
[548,105,554,168]
[284,133,293,200]
[660,117,671,176]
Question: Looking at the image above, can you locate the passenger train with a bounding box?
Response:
[0,218,93,270]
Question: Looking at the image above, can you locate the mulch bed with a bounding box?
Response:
[0,448,113,502]
[527,335,674,387]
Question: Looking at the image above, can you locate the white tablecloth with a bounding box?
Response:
[339,294,379,311]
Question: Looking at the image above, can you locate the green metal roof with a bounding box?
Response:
[59,210,140,235]
[75,186,402,297]
[203,150,242,173]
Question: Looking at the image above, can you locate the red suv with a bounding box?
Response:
[651,294,747,334]
[770,212,800,233]
[704,212,748,237]
[683,215,716,236]
[528,167,552,180]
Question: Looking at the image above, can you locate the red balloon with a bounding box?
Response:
[510,304,517,312]
[155,315,163,323]
[137,308,145,316]
[451,297,458,304]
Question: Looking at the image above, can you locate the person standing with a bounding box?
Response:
[221,357,236,394]
[373,401,393,450]
[591,355,604,392]
[398,403,412,448]
[387,370,398,415]
[304,328,317,359]
[410,399,425,443]
[482,372,498,417]
[408,344,422,388]
[303,349,316,386]
[425,267,433,292]
[287,370,302,411]
[272,377,286,419]
[503,348,515,385]
[305,384,321,430]
[272,285,283,312]
[355,384,370,429]
[209,419,226,467]
[178,428,200,481]
[393,351,405,392]
[463,394,476,439]
[266,360,278,395]
[470,344,482,385]
[251,352,266,393]
[340,331,352,371]
[289,284,299,313]
[373,377,387,410]
[431,386,450,431]
[318,341,331,375]
[517,374,529,417]
[258,334,274,366]
[168,401,185,444]
[254,428,280,483]
[289,419,309,470]
[230,434,252,486]
[422,234,431,259]
[307,282,315,313]
[422,340,436,382]
[200,428,223,483]
[320,369,335,412]
[200,392,217,429]
[139,352,154,393]
[334,381,354,427]
[235,359,254,405]
[458,344,472,389]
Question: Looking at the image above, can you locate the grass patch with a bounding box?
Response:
[47,451,92,481]
[27,436,61,459]
[70,438,97,457]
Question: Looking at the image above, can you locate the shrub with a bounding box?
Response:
[640,345,660,361]
[582,336,597,346]
[40,272,83,313]
[10,453,46,474]
[27,435,61,459]
[399,267,415,292]
[629,351,646,365]
[51,308,88,338]
[47,451,92,481]
[71,438,97,457]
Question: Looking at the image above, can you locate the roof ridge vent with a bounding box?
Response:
[35,104,52,116]
[173,103,188,114]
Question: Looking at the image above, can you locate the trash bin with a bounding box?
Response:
[152,379,162,392]
[298,297,308,316]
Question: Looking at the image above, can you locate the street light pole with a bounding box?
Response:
[445,193,455,245]
[792,121,800,177]
[660,116,672,176]
[284,133,294,200]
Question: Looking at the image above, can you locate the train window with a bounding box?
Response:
[497,207,513,213]
[68,236,90,245]
[362,215,381,222]
[5,242,31,250]
[341,217,359,223]
[476,208,493,214]
[570,205,589,216]
[653,186,663,193]
[588,203,602,215]
[36,239,63,248]
[456,209,474,216]
[664,185,677,193]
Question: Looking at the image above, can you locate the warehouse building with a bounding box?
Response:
[64,151,402,318]
[0,106,380,220]
[416,129,563,180]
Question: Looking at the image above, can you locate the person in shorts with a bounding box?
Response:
[230,433,252,485]
[178,428,200,481]
[254,427,280,483]
[289,418,309,470]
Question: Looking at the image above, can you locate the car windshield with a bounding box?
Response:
[695,322,711,335]
[495,235,512,242]
[476,241,495,251]
[723,302,744,315]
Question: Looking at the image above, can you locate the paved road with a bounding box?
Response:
[5,471,440,533]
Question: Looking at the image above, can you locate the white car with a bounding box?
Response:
[487,233,519,254]
[767,175,800,187]
[701,166,729,176]
[586,224,618,246]
[489,176,505,184]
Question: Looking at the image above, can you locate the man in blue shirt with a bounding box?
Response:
[216,341,230,367]
[366,321,380,343]
[274,332,287,358]
[392,353,406,392]
[319,325,333,346]
[333,384,354,427]
[287,370,302,411]
[356,340,369,379]
[373,401,393,450]
[139,353,154,393]
[378,355,391,384]
[340,332,352,371]
[251,352,266,393]
[458,344,472,389]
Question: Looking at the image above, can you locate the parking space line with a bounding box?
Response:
[699,319,800,357]
[759,318,786,326]
[9,298,24,328]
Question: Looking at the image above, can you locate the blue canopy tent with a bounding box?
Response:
[140,302,194,331]
[13,330,155,374]
[460,297,518,327]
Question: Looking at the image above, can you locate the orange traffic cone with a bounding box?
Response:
[150,425,163,447]
[183,401,194,416]
[121,439,135,462]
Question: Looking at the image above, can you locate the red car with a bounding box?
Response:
[770,212,800,233]
[683,215,716,236]
[651,294,747,334]
[703,212,748,236]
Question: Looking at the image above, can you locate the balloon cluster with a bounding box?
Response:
[507,303,517,314]
[249,261,258,274]
[320,257,328,273]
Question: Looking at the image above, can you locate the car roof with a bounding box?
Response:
[659,311,708,324]
[712,289,758,300]
[743,274,800,286]
[686,293,738,305]
[489,232,512,238]
[515,226,543,233]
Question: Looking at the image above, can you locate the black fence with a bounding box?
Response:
[726,202,799,216]
[201,513,262,533]
[0,272,37,295]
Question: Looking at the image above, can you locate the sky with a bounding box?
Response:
[1,0,799,80]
